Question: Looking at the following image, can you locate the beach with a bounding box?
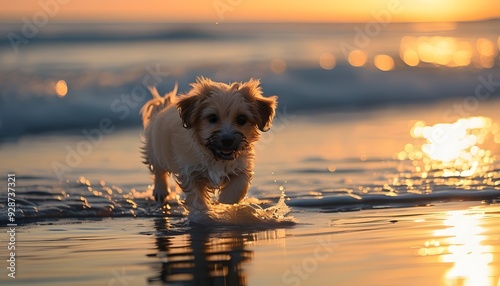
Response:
[1,21,500,285]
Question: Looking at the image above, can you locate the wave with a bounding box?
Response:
[288,189,500,212]
[2,62,498,140]
[1,21,499,139]
[0,23,226,47]
[1,162,498,226]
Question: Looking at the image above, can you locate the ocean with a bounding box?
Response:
[0,21,500,285]
[1,21,499,138]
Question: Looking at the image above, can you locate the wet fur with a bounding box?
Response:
[141,77,277,210]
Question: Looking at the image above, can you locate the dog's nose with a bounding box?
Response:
[221,136,234,148]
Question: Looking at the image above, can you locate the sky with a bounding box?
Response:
[2,0,500,23]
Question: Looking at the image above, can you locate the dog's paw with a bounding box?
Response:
[153,186,168,204]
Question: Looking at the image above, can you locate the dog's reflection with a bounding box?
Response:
[148,218,281,285]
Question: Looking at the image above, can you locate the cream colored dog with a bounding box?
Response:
[141,77,277,210]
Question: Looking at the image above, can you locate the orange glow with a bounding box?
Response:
[374,54,394,71]
[400,36,420,66]
[400,36,480,68]
[403,50,420,66]
[348,50,367,67]
[319,52,336,70]
[401,116,497,177]
[453,41,473,67]
[1,1,499,22]
[55,80,68,97]
[476,38,496,57]
[434,210,494,285]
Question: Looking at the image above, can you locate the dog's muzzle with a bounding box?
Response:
[205,132,247,160]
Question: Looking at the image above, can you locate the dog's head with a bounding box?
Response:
[177,77,277,161]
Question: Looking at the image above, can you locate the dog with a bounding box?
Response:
[140,77,277,211]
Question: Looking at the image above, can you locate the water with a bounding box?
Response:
[1,21,499,138]
[1,101,499,226]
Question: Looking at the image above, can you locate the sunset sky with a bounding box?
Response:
[2,0,500,23]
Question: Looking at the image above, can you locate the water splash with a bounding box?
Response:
[188,191,295,227]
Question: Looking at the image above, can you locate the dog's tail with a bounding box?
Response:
[140,83,178,127]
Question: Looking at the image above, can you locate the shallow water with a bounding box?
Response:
[1,101,500,285]
[1,99,499,225]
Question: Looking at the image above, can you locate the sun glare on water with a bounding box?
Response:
[419,209,496,286]
[438,210,494,285]
[398,116,498,178]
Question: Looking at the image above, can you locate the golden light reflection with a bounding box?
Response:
[398,117,498,178]
[374,54,395,71]
[403,49,420,67]
[477,38,496,57]
[348,49,367,67]
[319,52,336,70]
[55,80,68,97]
[434,210,494,286]
[398,36,498,68]
[454,41,473,67]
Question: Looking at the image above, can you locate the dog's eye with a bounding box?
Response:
[207,114,219,124]
[236,115,247,126]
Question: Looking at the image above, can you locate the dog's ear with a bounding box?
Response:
[254,95,278,132]
[177,95,200,128]
[239,79,278,132]
[177,77,213,128]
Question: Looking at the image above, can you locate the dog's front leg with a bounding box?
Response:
[218,172,251,204]
[177,173,210,211]
[153,169,169,204]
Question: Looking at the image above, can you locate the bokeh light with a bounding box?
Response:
[476,38,496,57]
[453,41,473,67]
[403,50,420,67]
[319,52,336,70]
[399,36,483,68]
[348,50,367,67]
[55,80,68,97]
[374,54,395,71]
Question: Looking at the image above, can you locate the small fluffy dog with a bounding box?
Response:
[141,77,277,210]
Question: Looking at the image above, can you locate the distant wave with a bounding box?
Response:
[1,21,499,139]
[0,24,226,47]
[2,62,499,140]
